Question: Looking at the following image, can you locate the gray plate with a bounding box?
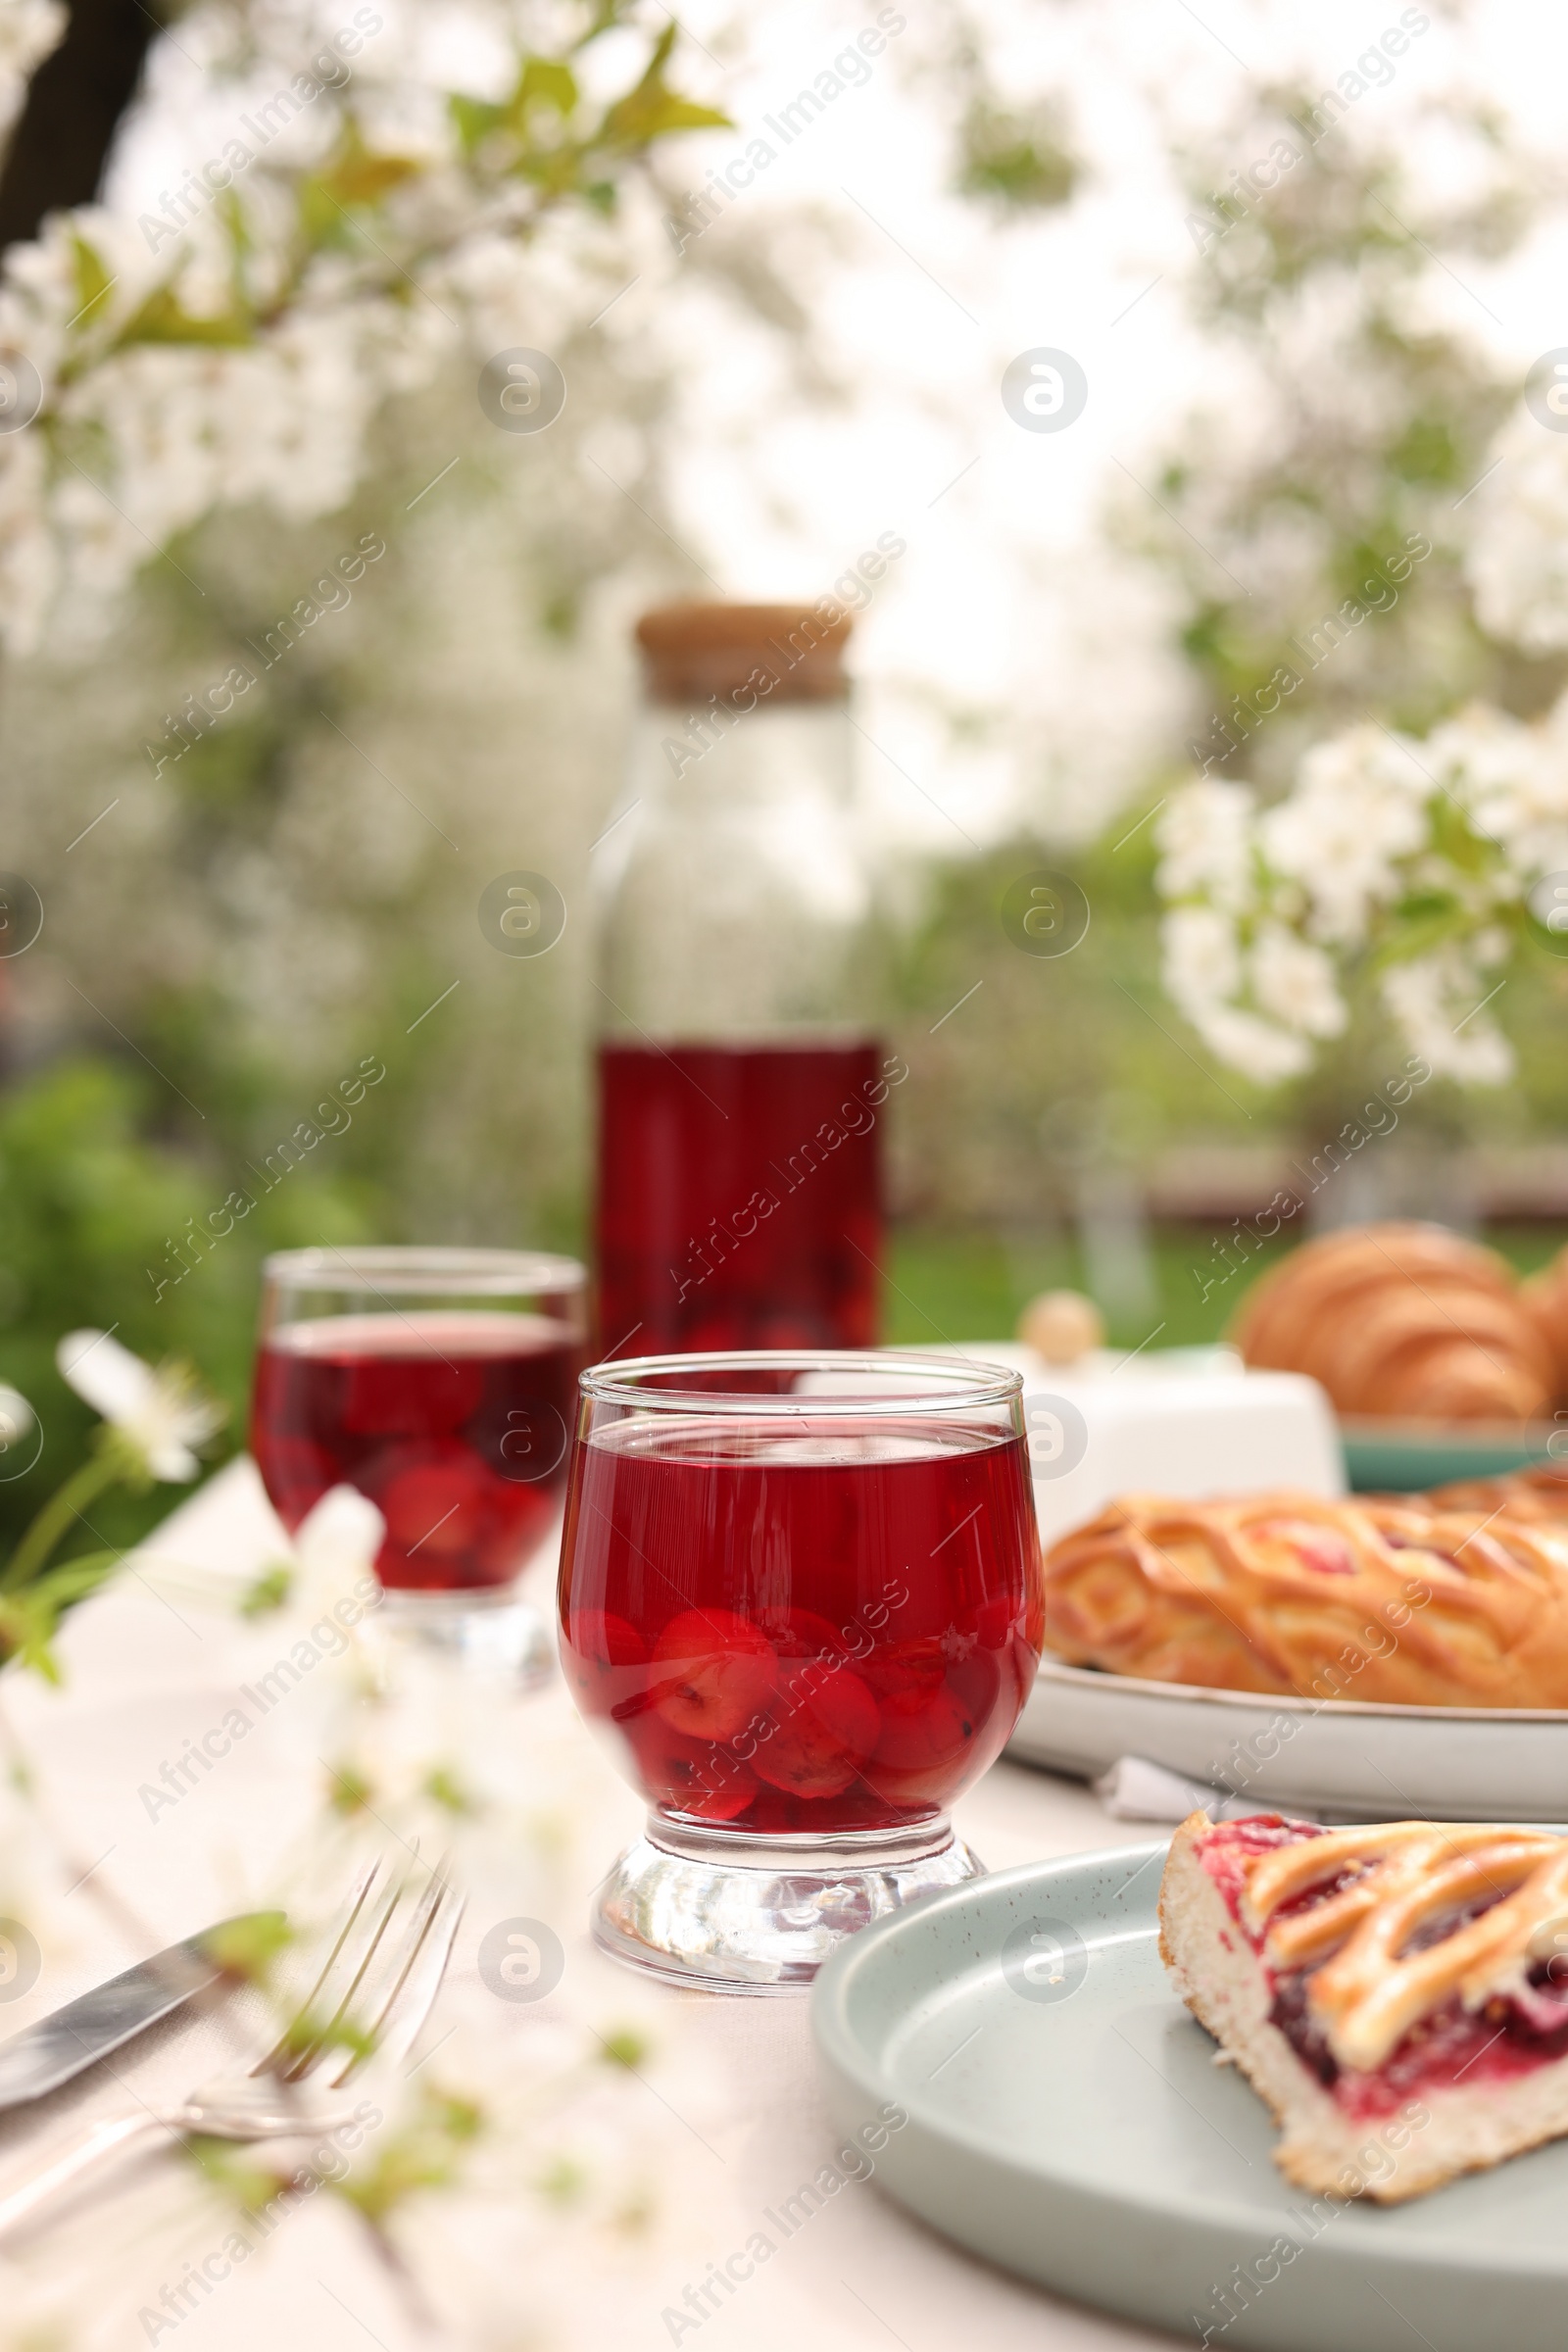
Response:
[810,1843,1568,2351]
[1008,1656,1568,1822]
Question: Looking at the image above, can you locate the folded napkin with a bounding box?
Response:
[1094,1753,1314,1825]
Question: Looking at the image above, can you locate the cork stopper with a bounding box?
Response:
[635,601,853,707]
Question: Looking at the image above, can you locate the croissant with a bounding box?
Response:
[1233,1221,1554,1422]
[1042,1488,1568,1707]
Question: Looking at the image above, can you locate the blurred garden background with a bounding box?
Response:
[3,0,1568,1550]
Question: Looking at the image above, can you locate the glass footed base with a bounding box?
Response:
[380,1586,554,1688]
[592,1815,983,1992]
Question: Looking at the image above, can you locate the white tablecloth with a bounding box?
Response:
[0,1462,1184,2349]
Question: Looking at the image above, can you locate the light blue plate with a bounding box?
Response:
[811,1843,1568,2351]
[1340,1416,1559,1493]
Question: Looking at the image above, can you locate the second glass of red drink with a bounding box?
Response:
[559,1350,1043,1988]
[251,1247,586,1678]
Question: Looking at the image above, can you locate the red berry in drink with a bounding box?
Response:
[251,1309,580,1592]
[558,1413,1040,1833]
[771,1608,851,1664]
[561,1610,648,1708]
[565,1609,649,1670]
[755,1660,880,1797]
[651,1609,776,1740]
[869,1687,978,1773]
[623,1714,759,1821]
[342,1351,483,1436]
[861,1635,947,1709]
[373,1446,488,1556]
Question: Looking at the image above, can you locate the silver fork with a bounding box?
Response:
[0,1853,464,2239]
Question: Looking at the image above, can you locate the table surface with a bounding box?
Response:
[0,1462,1185,2351]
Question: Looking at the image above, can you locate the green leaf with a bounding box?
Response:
[536,2155,588,2204]
[0,1614,43,1680]
[1370,900,1478,967]
[597,22,730,151]
[956,102,1077,213]
[1427,789,1495,875]
[325,1762,374,1815]
[423,1765,476,1814]
[517,57,578,118]
[197,1910,291,1984]
[298,118,422,243]
[337,2085,484,2221]
[449,92,506,154]
[181,2138,285,2208]
[27,1553,121,1617]
[70,235,116,329]
[239,1561,292,1618]
[573,0,636,45]
[117,285,254,349]
[603,87,731,144]
[598,2027,648,2070]
[284,2007,375,2062]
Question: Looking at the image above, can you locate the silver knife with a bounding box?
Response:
[0,1915,281,2111]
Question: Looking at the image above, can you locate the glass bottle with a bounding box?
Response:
[591,601,894,1353]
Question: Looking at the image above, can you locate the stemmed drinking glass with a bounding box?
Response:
[251,1247,586,1679]
[558,1350,1043,1989]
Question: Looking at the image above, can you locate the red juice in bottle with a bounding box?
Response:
[594,602,891,1354]
[559,1417,1042,1836]
[594,1038,888,1353]
[251,1309,580,1592]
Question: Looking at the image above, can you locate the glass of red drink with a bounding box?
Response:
[559,1350,1042,1989]
[251,1247,586,1679]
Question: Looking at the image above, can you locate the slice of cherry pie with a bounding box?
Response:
[1159,1810,1568,2200]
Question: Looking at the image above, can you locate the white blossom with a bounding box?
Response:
[1456,698,1568,881]
[1152,696,1568,1086]
[1258,724,1431,949]
[289,1483,385,1619]
[1154,778,1256,912]
[1380,951,1514,1085]
[1188,1001,1313,1085]
[0,1,697,653]
[1161,900,1242,1018]
[1249,924,1347,1040]
[1464,402,1568,654]
[55,1329,223,1479]
[0,1383,33,1464]
[0,1,62,142]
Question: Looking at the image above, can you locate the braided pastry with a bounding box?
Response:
[1233,1221,1553,1422]
[1522,1242,1568,1401]
[1160,1811,1568,2200]
[1042,1488,1568,1706]
[1423,1462,1568,1527]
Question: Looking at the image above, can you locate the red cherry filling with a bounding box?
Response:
[1253,1518,1355,1576]
[650,1609,776,1740]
